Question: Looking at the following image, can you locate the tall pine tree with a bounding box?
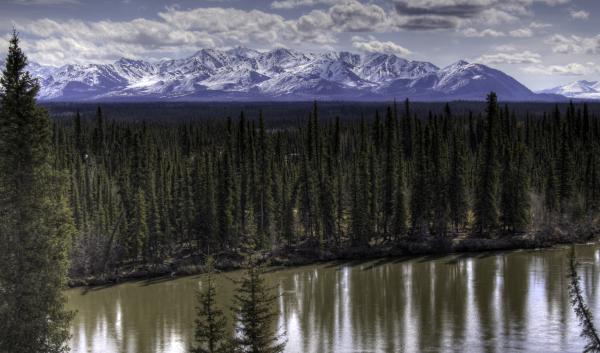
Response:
[0,32,75,353]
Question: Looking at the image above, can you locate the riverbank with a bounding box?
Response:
[68,224,600,288]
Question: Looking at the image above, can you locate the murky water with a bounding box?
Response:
[66,243,600,352]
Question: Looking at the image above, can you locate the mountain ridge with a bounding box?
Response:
[2,48,569,102]
[538,80,600,100]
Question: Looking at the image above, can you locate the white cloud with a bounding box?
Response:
[327,1,388,32]
[522,62,598,75]
[271,0,341,9]
[528,22,552,29]
[509,28,533,37]
[461,28,505,37]
[351,36,411,55]
[547,34,600,54]
[495,44,518,52]
[477,8,518,25]
[14,5,347,65]
[569,9,589,20]
[476,50,542,64]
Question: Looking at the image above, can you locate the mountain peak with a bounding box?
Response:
[453,60,470,67]
[538,79,600,99]
[115,57,145,65]
[576,79,598,86]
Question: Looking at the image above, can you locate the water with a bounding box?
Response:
[66,243,600,353]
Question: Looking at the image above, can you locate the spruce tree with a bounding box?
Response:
[558,124,573,214]
[382,107,396,238]
[410,122,430,237]
[474,92,500,235]
[0,32,75,353]
[191,257,229,353]
[392,153,407,239]
[233,258,286,353]
[449,133,468,232]
[545,158,559,214]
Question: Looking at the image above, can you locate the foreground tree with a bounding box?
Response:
[191,257,229,353]
[568,246,600,353]
[233,258,286,353]
[0,32,75,353]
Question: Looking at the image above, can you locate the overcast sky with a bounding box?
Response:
[0,0,598,90]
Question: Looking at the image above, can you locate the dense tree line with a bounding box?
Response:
[54,93,600,277]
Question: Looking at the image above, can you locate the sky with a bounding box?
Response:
[0,0,599,90]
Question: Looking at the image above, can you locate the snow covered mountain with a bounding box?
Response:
[17,47,555,101]
[538,80,600,100]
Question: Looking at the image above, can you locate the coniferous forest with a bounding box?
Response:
[4,29,600,353]
[53,93,600,279]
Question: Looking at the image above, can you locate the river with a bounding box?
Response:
[66,243,600,353]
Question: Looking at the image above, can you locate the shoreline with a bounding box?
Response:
[68,226,599,288]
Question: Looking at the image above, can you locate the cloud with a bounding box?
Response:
[495,44,517,52]
[477,8,518,25]
[394,0,492,18]
[393,0,570,24]
[547,34,600,54]
[476,50,542,64]
[8,0,78,4]
[569,9,589,20]
[509,28,533,37]
[14,6,343,65]
[351,36,411,55]
[528,21,552,29]
[522,62,599,75]
[459,19,546,39]
[271,0,341,9]
[394,15,459,30]
[392,0,564,36]
[461,28,505,37]
[327,1,388,32]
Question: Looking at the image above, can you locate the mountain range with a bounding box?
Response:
[0,47,590,102]
[537,80,600,100]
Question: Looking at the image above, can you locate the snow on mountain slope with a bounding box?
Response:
[16,47,553,101]
[374,60,537,101]
[357,53,438,82]
[538,80,600,100]
[431,60,536,100]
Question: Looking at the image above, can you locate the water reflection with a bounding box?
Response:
[67,244,600,353]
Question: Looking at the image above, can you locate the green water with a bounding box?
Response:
[66,243,600,352]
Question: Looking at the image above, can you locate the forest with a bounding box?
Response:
[4,32,600,353]
[54,95,600,280]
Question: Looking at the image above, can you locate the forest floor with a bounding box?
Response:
[68,224,600,288]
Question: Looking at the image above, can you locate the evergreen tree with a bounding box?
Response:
[256,112,274,245]
[474,92,500,235]
[410,122,430,237]
[392,153,407,239]
[568,246,600,353]
[191,257,229,353]
[0,32,75,353]
[382,107,396,238]
[558,124,573,214]
[449,133,468,232]
[430,120,449,236]
[546,159,559,214]
[233,258,286,353]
